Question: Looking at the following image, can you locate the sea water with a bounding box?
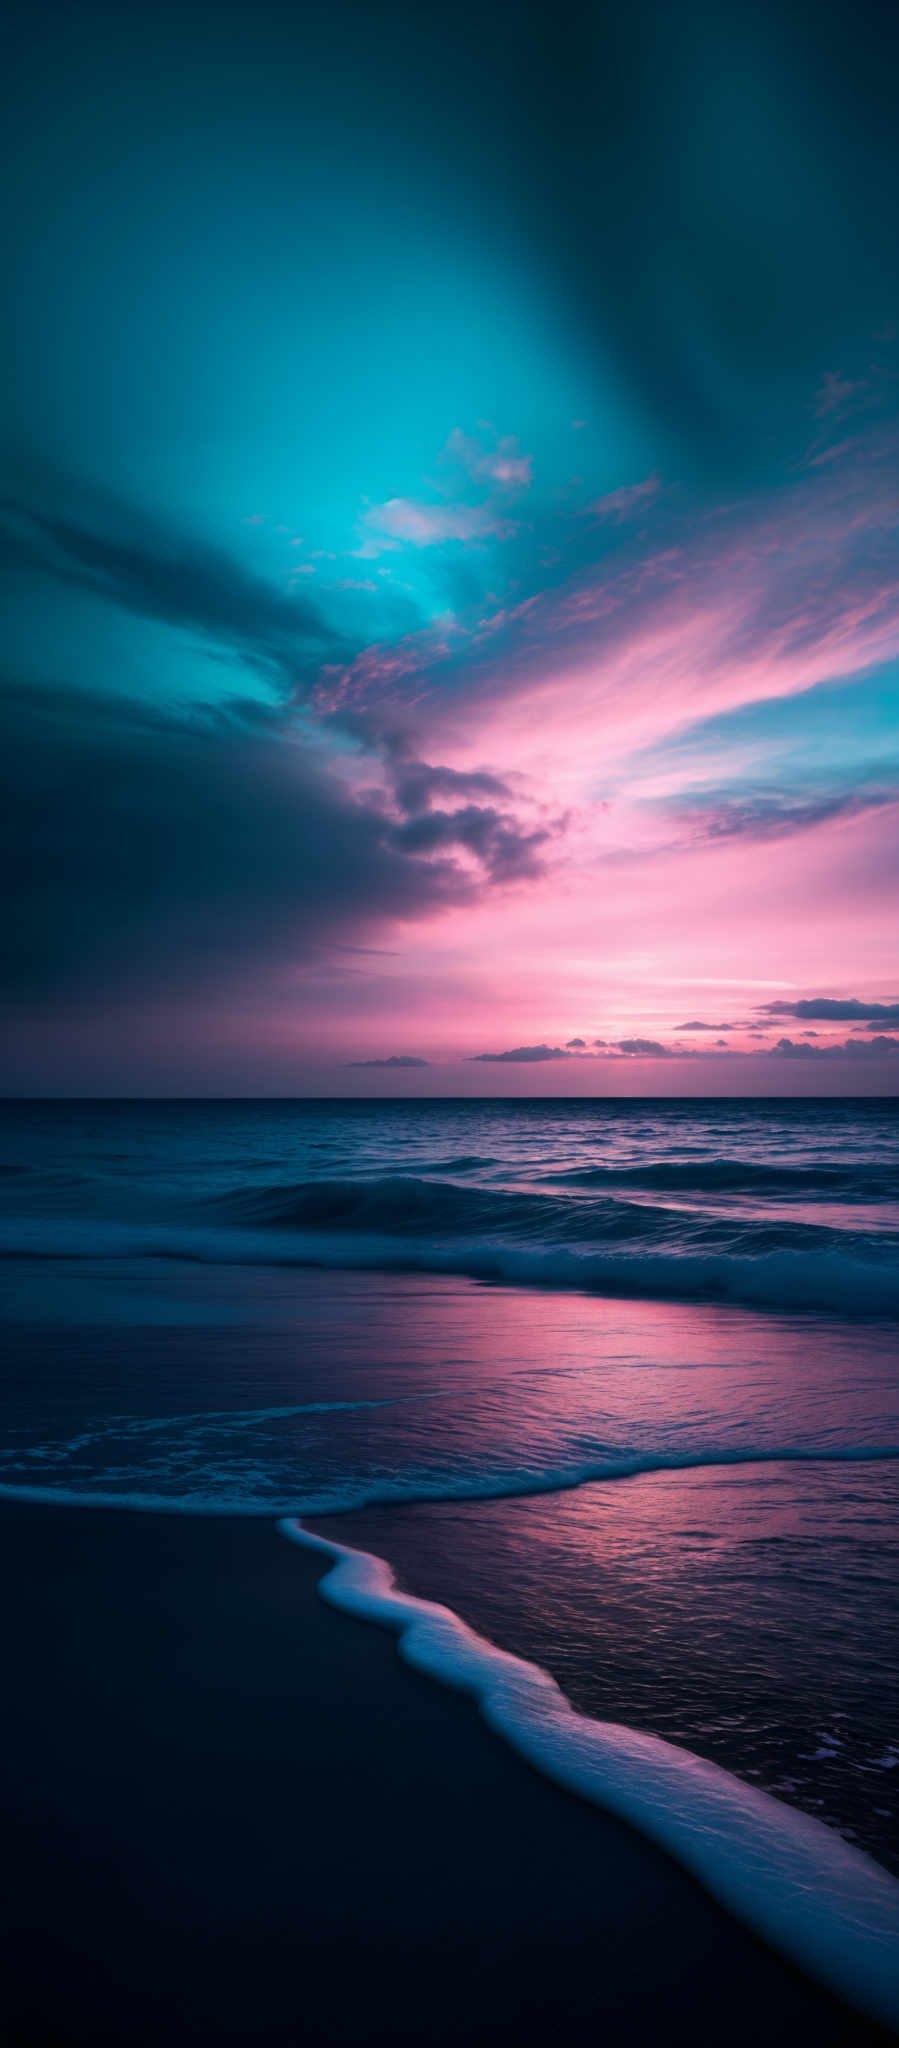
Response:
[1,1097,898,2009]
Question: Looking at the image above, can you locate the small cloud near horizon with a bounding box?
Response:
[616,1037,675,1057]
[471,1044,572,1063]
[760,997,899,1023]
[770,1035,899,1059]
[345,1055,430,1068]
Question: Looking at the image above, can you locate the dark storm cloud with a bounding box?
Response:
[0,679,510,1002]
[761,998,899,1023]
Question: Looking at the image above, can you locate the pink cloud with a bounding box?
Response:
[443,426,533,490]
[324,430,899,811]
[814,372,869,417]
[360,496,515,550]
[586,473,662,521]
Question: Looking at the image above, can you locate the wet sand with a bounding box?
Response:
[0,1498,889,2045]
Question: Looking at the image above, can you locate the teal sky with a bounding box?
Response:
[3,0,899,1090]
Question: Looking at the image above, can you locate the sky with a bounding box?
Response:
[3,0,899,1094]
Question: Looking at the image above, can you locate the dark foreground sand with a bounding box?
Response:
[0,1501,889,2046]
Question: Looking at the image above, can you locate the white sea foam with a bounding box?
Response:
[1,1440,898,1518]
[1,1439,897,1517]
[279,1516,899,2033]
[4,1213,899,1315]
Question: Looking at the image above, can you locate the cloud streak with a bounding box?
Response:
[344,1055,430,1068]
[471,1044,573,1063]
[761,997,899,1023]
[0,480,339,699]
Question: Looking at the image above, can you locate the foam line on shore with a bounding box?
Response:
[1,1436,898,1517]
[279,1516,899,2034]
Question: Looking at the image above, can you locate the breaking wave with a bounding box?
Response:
[540,1157,899,1198]
[2,1166,899,1315]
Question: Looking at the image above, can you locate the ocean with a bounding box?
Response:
[1,1096,897,1916]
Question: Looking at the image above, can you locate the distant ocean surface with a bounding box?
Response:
[1,1097,898,1879]
[3,1096,899,1314]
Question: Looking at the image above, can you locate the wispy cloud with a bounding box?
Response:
[356,425,532,558]
[443,428,533,491]
[586,473,661,522]
[814,372,869,418]
[359,497,515,550]
[324,426,899,796]
[0,481,338,696]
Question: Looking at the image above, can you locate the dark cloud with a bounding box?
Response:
[0,479,340,700]
[471,1044,572,1063]
[761,998,899,1023]
[383,747,559,883]
[615,1038,675,1057]
[681,786,897,846]
[0,678,503,1003]
[565,1037,586,1048]
[676,1020,736,1030]
[344,1055,429,1068]
[770,1035,899,1058]
[391,759,512,816]
[390,804,552,881]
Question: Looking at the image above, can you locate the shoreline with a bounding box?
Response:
[286,1514,899,2032]
[0,1496,894,2044]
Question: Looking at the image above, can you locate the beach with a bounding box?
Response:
[0,1495,891,2046]
[1,1097,897,2039]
